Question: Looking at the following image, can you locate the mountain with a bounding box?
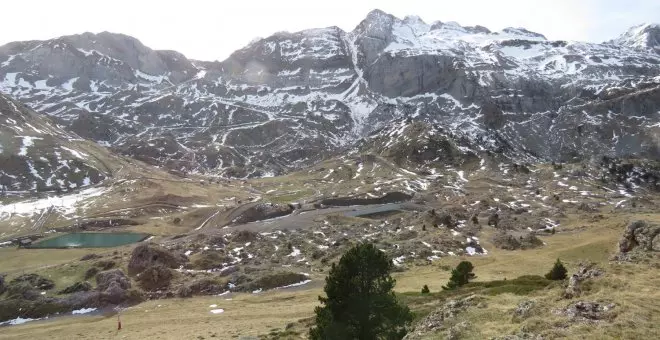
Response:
[1,11,659,178]
[610,23,660,54]
[0,93,111,193]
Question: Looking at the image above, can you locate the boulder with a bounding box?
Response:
[618,220,660,253]
[136,265,173,291]
[95,269,132,305]
[128,243,186,276]
[96,269,130,291]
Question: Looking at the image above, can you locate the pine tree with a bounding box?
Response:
[545,259,568,280]
[421,285,430,294]
[309,243,413,340]
[442,261,475,290]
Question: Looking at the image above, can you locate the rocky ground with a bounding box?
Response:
[0,151,658,338]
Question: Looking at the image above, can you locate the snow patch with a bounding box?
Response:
[72,307,97,315]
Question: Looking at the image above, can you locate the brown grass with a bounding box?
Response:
[0,289,322,340]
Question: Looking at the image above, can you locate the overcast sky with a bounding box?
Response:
[1,0,658,61]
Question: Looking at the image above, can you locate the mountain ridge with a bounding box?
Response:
[0,10,659,180]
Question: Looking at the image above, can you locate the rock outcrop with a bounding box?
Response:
[403,295,484,340]
[95,269,133,305]
[127,243,186,276]
[558,301,617,322]
[563,262,603,299]
[136,265,174,291]
[614,220,660,261]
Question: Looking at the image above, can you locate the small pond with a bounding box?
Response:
[28,233,150,249]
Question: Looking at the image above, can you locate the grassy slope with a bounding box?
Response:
[2,212,658,339]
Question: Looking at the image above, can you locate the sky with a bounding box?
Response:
[1,0,658,61]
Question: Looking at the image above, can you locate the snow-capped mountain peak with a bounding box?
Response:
[611,23,660,52]
[1,11,659,179]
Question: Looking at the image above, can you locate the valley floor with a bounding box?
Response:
[1,211,658,339]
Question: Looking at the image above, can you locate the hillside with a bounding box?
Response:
[0,11,659,177]
[0,93,110,193]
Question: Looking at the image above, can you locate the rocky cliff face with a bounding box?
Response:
[1,11,659,178]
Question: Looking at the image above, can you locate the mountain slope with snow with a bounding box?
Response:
[0,94,111,193]
[0,10,659,177]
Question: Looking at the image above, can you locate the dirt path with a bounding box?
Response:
[194,210,221,231]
